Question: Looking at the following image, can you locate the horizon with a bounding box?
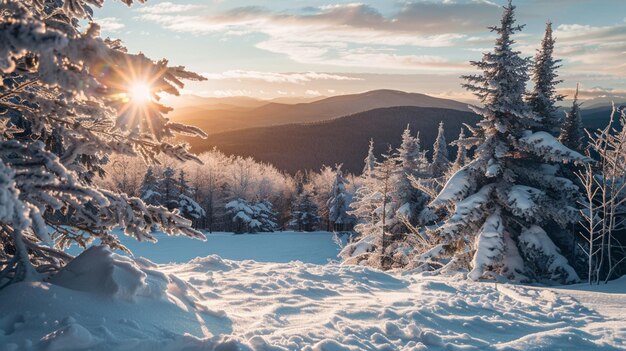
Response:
[95,0,626,103]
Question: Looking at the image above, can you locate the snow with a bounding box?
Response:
[519,131,588,164]
[66,230,343,265]
[2,233,625,350]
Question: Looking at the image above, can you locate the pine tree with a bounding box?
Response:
[528,21,564,134]
[559,84,585,153]
[392,126,429,228]
[328,165,355,232]
[363,138,377,178]
[289,192,321,232]
[426,1,588,283]
[0,0,207,284]
[140,167,161,205]
[449,128,468,175]
[341,155,396,269]
[431,122,451,178]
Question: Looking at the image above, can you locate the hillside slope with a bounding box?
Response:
[185,106,480,174]
[172,90,473,135]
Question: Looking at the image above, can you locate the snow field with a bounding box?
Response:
[1,238,624,351]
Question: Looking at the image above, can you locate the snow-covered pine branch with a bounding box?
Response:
[0,0,208,286]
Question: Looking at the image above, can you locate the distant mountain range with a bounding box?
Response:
[175,90,619,174]
[171,89,473,135]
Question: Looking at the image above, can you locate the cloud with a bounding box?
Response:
[96,17,125,32]
[135,2,205,14]
[202,71,363,84]
[553,22,626,76]
[135,2,501,70]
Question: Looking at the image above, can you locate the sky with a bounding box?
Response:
[94,0,626,103]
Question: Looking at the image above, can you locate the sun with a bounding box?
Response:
[128,81,152,104]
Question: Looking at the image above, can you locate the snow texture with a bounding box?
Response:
[0,233,624,350]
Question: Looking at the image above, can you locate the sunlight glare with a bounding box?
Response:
[129,82,152,104]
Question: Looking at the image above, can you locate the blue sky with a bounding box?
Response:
[94,0,626,102]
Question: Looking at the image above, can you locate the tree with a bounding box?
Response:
[363,138,376,178]
[0,0,207,285]
[448,128,468,176]
[431,122,451,178]
[341,155,396,269]
[392,126,429,229]
[425,1,588,283]
[559,84,585,153]
[577,109,626,284]
[327,165,355,232]
[528,21,564,134]
[289,191,321,232]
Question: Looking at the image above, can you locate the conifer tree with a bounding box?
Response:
[363,139,377,178]
[0,0,207,284]
[449,128,468,176]
[528,21,564,134]
[392,126,429,229]
[425,1,587,283]
[559,84,585,153]
[431,122,451,178]
[328,165,355,232]
[289,192,321,232]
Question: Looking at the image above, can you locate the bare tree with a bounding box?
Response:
[577,106,626,284]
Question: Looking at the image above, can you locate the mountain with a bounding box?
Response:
[181,103,619,174]
[183,106,480,174]
[171,90,473,135]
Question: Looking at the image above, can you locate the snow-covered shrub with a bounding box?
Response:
[0,0,207,286]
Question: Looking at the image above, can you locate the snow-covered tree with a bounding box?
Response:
[140,167,161,205]
[290,191,321,232]
[424,1,588,283]
[341,155,396,269]
[0,0,207,285]
[328,165,355,232]
[528,21,564,134]
[559,84,585,153]
[225,198,278,234]
[449,128,468,176]
[577,109,626,284]
[363,138,376,178]
[392,126,429,229]
[431,122,451,178]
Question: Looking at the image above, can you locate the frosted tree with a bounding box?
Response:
[140,167,161,205]
[431,122,451,178]
[328,165,355,232]
[0,0,207,285]
[424,1,588,283]
[528,21,564,134]
[577,108,626,284]
[289,191,321,232]
[449,128,468,176]
[363,138,377,177]
[559,84,585,153]
[392,126,429,229]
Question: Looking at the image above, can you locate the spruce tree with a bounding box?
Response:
[290,192,321,232]
[392,126,429,229]
[327,165,355,232]
[427,1,587,283]
[0,0,206,284]
[528,21,564,134]
[559,84,585,153]
[431,122,451,178]
[449,128,468,176]
[363,138,377,178]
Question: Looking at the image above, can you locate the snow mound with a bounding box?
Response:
[48,246,161,301]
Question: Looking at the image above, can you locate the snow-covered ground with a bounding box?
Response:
[1,232,624,350]
[65,230,344,265]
